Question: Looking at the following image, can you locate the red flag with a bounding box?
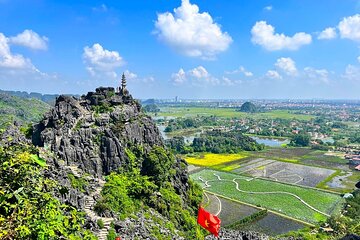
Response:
[197,207,221,237]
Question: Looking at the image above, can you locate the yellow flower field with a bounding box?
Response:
[185,153,248,167]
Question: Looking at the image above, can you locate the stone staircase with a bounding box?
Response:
[67,165,115,240]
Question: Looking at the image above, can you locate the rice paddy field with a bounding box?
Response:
[156,107,314,120]
[191,169,344,224]
[203,193,306,235]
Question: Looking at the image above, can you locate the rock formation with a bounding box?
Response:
[32,87,163,177]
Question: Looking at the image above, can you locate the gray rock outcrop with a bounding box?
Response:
[32,87,163,177]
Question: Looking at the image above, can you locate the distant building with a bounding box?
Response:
[349,156,360,165]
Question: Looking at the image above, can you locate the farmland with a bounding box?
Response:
[191,169,344,224]
[185,153,249,167]
[203,193,306,236]
[156,107,314,120]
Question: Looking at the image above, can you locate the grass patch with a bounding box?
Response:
[157,107,314,120]
[185,153,249,167]
[191,169,344,224]
[316,169,342,189]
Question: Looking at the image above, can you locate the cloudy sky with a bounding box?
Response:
[1,0,360,99]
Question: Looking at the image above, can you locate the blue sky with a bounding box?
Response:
[1,0,360,99]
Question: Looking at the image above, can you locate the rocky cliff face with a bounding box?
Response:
[32,87,164,177]
[29,87,195,238]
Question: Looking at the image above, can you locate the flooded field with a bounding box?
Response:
[204,193,306,236]
[232,158,336,187]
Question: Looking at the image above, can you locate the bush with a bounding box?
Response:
[0,142,96,239]
[67,173,88,192]
[97,219,104,229]
[106,228,117,240]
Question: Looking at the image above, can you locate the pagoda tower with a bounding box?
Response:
[121,72,126,90]
[120,72,129,96]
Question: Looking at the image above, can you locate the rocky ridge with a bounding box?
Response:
[1,86,280,239]
[30,87,192,238]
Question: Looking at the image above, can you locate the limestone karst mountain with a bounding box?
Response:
[27,86,203,239]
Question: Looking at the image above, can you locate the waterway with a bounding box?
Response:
[250,136,289,147]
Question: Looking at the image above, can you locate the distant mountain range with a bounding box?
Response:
[0,89,59,105]
[0,92,51,128]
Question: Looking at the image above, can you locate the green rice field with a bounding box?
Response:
[156,107,314,120]
[191,169,344,224]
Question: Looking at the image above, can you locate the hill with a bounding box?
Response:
[0,89,59,105]
[1,86,204,239]
[0,93,50,128]
[239,102,258,113]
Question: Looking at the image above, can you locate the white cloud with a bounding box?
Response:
[83,43,125,78]
[251,21,312,51]
[266,70,282,80]
[0,31,52,86]
[171,66,219,85]
[124,70,137,80]
[188,65,209,78]
[264,6,272,11]
[358,56,360,63]
[9,29,48,50]
[92,4,108,12]
[318,27,337,40]
[338,14,360,41]
[275,57,297,75]
[154,0,232,59]
[221,76,242,86]
[171,68,187,85]
[123,70,155,84]
[0,33,36,69]
[226,66,253,77]
[342,64,360,81]
[304,67,330,83]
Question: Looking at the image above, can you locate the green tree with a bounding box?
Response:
[290,133,311,147]
[0,142,96,239]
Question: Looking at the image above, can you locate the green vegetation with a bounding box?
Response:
[94,145,205,239]
[0,140,96,239]
[97,219,104,229]
[226,209,268,229]
[316,170,342,189]
[141,146,176,185]
[67,173,88,192]
[290,133,311,147]
[192,130,265,153]
[156,107,314,120]
[143,104,160,113]
[91,102,114,114]
[238,102,258,113]
[0,93,50,128]
[19,123,34,139]
[106,228,117,240]
[256,148,346,167]
[167,130,264,154]
[191,169,344,223]
[284,190,360,239]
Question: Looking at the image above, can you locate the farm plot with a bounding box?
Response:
[203,193,257,226]
[203,193,306,235]
[185,153,249,167]
[191,169,344,224]
[233,159,336,187]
